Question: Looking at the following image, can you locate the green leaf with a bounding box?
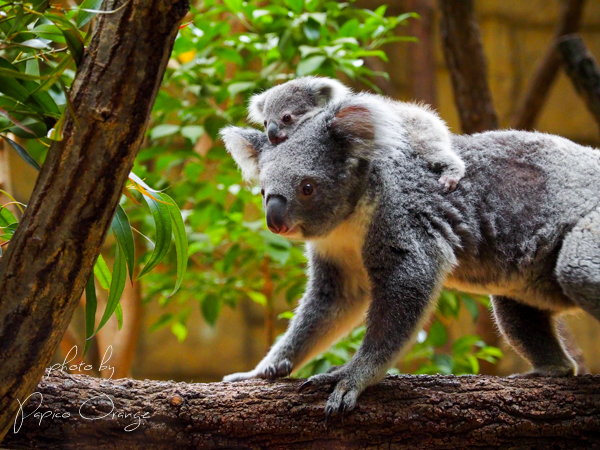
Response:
[18,39,51,50]
[461,294,480,322]
[428,320,447,348]
[160,193,188,298]
[93,253,112,290]
[0,206,17,227]
[180,125,204,143]
[278,310,294,320]
[1,135,41,171]
[201,294,221,326]
[247,291,267,306]
[83,275,97,358]
[111,204,135,282]
[149,313,174,332]
[0,67,47,81]
[95,245,127,334]
[150,124,180,140]
[296,55,326,76]
[285,0,303,14]
[25,58,40,77]
[466,354,480,374]
[76,0,104,27]
[30,56,71,95]
[339,18,359,37]
[227,81,255,98]
[452,335,483,357]
[171,321,188,343]
[45,13,85,66]
[137,193,173,279]
[0,73,31,103]
[115,303,123,331]
[31,24,67,44]
[303,17,321,41]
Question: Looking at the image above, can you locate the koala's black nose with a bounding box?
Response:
[266,195,289,234]
[267,122,284,144]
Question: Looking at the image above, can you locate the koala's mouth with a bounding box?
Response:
[280,224,303,239]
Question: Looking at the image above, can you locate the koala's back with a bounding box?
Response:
[442,130,600,309]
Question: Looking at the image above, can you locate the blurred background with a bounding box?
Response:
[1,0,599,382]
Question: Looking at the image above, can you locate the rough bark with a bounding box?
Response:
[0,0,189,440]
[437,0,499,133]
[558,34,600,135]
[512,0,586,131]
[3,371,600,449]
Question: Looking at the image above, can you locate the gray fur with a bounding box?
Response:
[248,77,465,191]
[220,98,600,416]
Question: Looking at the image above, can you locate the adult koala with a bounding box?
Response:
[220,98,600,418]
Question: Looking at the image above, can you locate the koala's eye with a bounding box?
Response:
[261,189,265,197]
[263,120,267,128]
[301,182,314,197]
[282,114,292,123]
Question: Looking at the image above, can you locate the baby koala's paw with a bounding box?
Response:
[438,175,459,192]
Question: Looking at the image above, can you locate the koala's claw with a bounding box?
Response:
[298,380,313,393]
[439,175,459,192]
[326,380,360,419]
[325,406,333,427]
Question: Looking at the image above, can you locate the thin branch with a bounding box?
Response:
[511,0,586,130]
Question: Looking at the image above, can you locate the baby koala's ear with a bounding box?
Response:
[247,90,269,125]
[330,105,375,148]
[312,77,352,107]
[220,126,268,181]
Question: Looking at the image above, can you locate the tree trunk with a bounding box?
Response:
[3,371,600,449]
[406,0,438,108]
[437,0,499,133]
[558,33,600,135]
[0,0,189,440]
[511,0,586,131]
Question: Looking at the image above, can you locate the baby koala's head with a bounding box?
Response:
[248,76,351,145]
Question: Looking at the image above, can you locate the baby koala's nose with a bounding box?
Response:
[267,122,285,145]
[265,195,289,234]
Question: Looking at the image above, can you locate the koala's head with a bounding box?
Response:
[221,103,373,240]
[247,77,351,146]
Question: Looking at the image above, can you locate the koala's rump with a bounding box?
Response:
[443,130,600,311]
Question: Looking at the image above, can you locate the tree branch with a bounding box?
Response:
[437,0,499,133]
[557,33,600,135]
[3,371,600,449]
[511,0,586,130]
[0,0,189,439]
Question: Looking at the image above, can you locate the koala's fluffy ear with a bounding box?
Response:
[220,126,268,181]
[312,77,351,107]
[247,91,268,125]
[330,105,375,147]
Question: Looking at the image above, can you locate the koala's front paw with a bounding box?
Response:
[223,359,293,382]
[509,365,575,378]
[223,369,260,382]
[438,175,459,192]
[260,359,293,380]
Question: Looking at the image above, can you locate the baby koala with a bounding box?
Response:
[248,76,465,191]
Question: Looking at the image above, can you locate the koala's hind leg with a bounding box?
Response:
[556,207,600,321]
[491,296,576,377]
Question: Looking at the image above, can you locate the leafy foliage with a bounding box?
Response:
[0,0,188,356]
